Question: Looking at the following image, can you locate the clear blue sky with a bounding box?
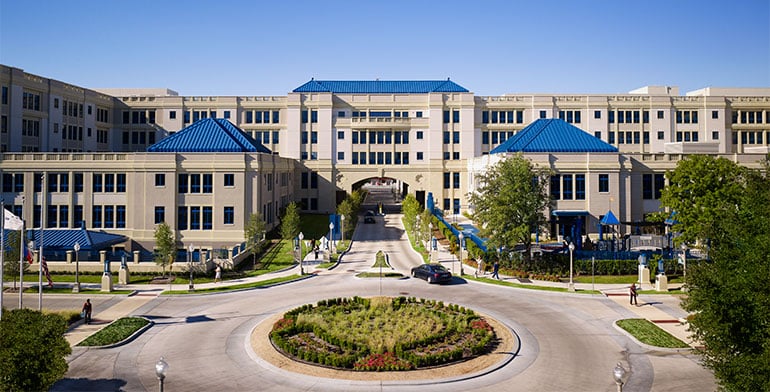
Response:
[1,0,768,96]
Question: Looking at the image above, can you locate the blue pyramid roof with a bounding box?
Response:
[3,228,126,251]
[147,118,271,153]
[600,210,620,225]
[293,79,469,93]
[490,119,618,153]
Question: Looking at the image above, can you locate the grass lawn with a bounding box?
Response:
[616,318,689,348]
[468,276,602,294]
[78,317,150,346]
[162,274,303,294]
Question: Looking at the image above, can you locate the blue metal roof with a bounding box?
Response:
[3,228,126,251]
[147,118,271,153]
[293,79,469,93]
[490,119,618,154]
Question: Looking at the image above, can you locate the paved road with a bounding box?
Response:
[47,187,715,391]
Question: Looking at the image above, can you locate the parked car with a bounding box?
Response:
[365,210,375,216]
[411,263,452,284]
[364,216,376,224]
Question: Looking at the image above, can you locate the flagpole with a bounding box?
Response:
[1,200,5,321]
[39,173,45,311]
[19,196,24,309]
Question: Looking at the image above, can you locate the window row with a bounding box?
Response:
[350,130,410,144]
[248,130,279,144]
[301,110,318,124]
[443,110,460,124]
[482,131,517,145]
[122,131,156,145]
[22,91,41,111]
[443,172,461,189]
[300,171,318,189]
[92,173,127,193]
[97,129,109,144]
[550,174,586,200]
[92,205,127,229]
[178,173,213,194]
[96,107,109,122]
[642,173,665,200]
[344,110,422,119]
[2,172,119,194]
[558,110,582,124]
[607,131,650,145]
[675,110,698,124]
[442,131,460,144]
[349,151,410,165]
[732,110,769,124]
[441,198,462,215]
[609,110,650,124]
[244,110,279,124]
[481,110,524,124]
[22,118,41,137]
[733,131,768,145]
[176,206,213,230]
[61,125,83,141]
[122,110,156,124]
[62,100,84,118]
[675,131,699,142]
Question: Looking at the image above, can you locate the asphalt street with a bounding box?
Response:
[39,187,714,392]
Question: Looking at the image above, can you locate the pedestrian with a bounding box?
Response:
[629,283,638,306]
[492,261,500,280]
[82,299,93,325]
[215,265,222,283]
[314,245,319,259]
[476,259,484,278]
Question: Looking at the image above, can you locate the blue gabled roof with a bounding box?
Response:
[292,79,469,93]
[3,228,127,251]
[490,119,618,154]
[147,118,271,153]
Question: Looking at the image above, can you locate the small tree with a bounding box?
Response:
[244,212,267,266]
[468,153,551,264]
[401,194,422,237]
[280,202,300,240]
[153,222,176,276]
[0,308,72,391]
[2,230,27,290]
[336,198,354,239]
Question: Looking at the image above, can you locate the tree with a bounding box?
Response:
[400,194,422,237]
[280,202,300,240]
[2,230,28,290]
[153,222,176,276]
[660,155,751,246]
[0,308,72,391]
[664,155,770,391]
[468,153,551,264]
[244,212,267,265]
[336,198,355,239]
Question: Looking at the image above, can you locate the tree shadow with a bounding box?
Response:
[51,377,127,391]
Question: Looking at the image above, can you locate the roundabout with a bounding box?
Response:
[250,297,518,381]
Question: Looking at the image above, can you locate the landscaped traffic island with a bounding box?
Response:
[270,296,497,371]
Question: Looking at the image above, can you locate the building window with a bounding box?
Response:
[712,131,719,140]
[594,110,601,119]
[337,151,344,161]
[443,131,450,144]
[575,174,585,200]
[562,175,573,200]
[539,110,546,119]
[224,206,234,225]
[116,206,126,228]
[443,110,450,123]
[224,173,234,187]
[416,152,424,160]
[657,110,664,119]
[154,207,165,224]
[155,174,165,187]
[416,131,423,139]
[550,175,560,200]
[452,131,460,144]
[337,131,344,140]
[443,173,450,189]
[598,174,609,193]
[711,110,718,119]
[178,174,188,193]
[453,172,460,189]
[92,206,102,228]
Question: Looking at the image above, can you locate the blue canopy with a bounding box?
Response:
[600,210,620,225]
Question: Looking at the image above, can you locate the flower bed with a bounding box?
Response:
[270,296,497,371]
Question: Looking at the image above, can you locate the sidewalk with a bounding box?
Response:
[64,263,303,347]
[430,241,696,349]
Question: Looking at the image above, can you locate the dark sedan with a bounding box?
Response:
[411,263,452,284]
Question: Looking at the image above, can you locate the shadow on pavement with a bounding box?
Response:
[51,377,127,391]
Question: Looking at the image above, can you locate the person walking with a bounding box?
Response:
[629,283,638,306]
[492,260,500,280]
[82,299,93,325]
[214,265,222,283]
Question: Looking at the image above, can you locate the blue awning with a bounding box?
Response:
[600,210,620,225]
[551,210,589,217]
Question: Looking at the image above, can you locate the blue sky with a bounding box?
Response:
[1,0,768,96]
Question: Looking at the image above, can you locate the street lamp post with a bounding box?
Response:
[613,362,628,392]
[415,215,421,245]
[155,357,168,392]
[428,222,434,262]
[188,245,194,291]
[340,215,345,244]
[329,222,335,254]
[680,243,687,289]
[567,242,575,291]
[298,232,304,275]
[73,242,81,293]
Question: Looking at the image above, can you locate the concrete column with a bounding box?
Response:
[133,250,140,264]
[66,250,73,263]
